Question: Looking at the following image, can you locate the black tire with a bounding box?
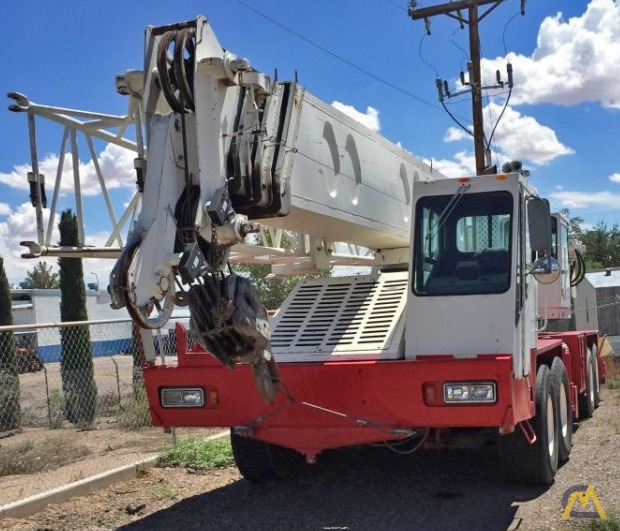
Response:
[499,364,559,485]
[230,432,305,483]
[578,347,595,419]
[551,357,572,463]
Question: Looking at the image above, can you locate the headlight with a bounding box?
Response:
[443,382,496,404]
[160,387,205,407]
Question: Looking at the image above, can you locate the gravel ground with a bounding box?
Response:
[1,388,618,531]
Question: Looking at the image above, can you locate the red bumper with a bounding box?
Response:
[143,338,535,455]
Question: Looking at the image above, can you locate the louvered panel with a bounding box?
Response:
[271,271,408,361]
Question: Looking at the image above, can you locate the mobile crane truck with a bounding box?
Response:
[12,14,605,486]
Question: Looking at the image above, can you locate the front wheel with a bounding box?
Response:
[499,364,559,485]
[230,432,306,483]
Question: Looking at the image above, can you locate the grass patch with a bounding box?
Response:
[97,391,121,416]
[575,513,620,531]
[604,358,620,390]
[0,436,91,476]
[48,388,65,429]
[116,388,152,430]
[157,436,233,470]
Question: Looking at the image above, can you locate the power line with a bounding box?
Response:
[232,0,444,114]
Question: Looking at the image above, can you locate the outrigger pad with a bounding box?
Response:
[189,273,280,401]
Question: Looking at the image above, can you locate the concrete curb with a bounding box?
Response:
[0,429,229,521]
[0,456,158,520]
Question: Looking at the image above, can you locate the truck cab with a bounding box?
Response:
[406,172,542,380]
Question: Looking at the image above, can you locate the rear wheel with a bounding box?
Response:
[592,344,601,409]
[230,432,306,483]
[499,364,559,485]
[578,347,595,419]
[551,357,572,463]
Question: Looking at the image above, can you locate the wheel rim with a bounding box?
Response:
[588,353,595,406]
[546,394,555,457]
[594,356,600,397]
[559,381,568,438]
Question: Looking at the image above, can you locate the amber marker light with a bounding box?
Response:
[423,382,440,406]
[208,388,220,406]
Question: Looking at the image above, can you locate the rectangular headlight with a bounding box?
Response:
[443,382,496,404]
[160,387,204,408]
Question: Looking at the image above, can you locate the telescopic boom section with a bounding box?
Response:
[107,16,439,399]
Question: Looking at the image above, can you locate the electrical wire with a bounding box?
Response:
[418,32,440,77]
[486,86,512,149]
[450,26,469,73]
[384,0,408,11]
[502,11,522,56]
[233,0,443,113]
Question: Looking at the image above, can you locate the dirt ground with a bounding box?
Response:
[1,388,618,531]
[0,422,221,506]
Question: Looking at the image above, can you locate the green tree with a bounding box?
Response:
[560,209,620,269]
[234,231,331,310]
[58,209,97,429]
[580,221,620,269]
[25,261,60,289]
[0,255,20,432]
[559,208,585,241]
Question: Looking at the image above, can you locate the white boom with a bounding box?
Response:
[107,16,441,329]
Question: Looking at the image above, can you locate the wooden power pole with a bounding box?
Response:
[408,0,510,175]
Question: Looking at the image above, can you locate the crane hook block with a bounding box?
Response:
[189,274,280,402]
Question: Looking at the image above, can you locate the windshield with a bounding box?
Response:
[413,191,513,296]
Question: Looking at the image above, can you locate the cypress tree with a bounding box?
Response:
[0,255,21,432]
[58,209,98,429]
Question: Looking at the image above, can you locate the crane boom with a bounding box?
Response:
[104,16,441,399]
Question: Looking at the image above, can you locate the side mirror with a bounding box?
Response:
[527,197,551,253]
[531,256,561,284]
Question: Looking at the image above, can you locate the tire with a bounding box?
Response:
[551,357,572,463]
[499,364,559,485]
[230,432,305,483]
[592,344,601,409]
[578,347,595,419]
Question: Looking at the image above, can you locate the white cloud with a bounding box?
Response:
[443,103,573,165]
[0,203,11,216]
[482,0,620,108]
[0,143,136,196]
[609,173,620,184]
[0,202,57,282]
[0,203,121,285]
[484,103,574,165]
[425,151,476,178]
[331,102,381,133]
[444,127,469,142]
[549,189,620,209]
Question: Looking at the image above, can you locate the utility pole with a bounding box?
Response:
[408,0,515,175]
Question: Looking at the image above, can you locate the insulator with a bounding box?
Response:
[435,78,444,102]
[443,80,450,96]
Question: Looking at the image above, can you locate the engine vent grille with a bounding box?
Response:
[271,272,408,360]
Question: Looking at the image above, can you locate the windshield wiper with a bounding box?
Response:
[426,183,470,242]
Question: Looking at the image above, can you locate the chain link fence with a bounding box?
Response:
[0,319,220,508]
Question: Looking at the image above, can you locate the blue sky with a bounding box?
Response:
[1,0,619,283]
